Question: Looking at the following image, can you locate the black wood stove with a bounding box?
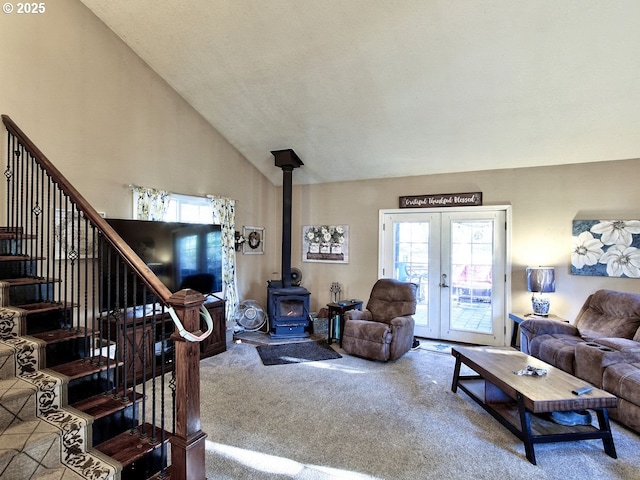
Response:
[267,149,311,339]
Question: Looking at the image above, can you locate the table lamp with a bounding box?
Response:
[526,266,555,316]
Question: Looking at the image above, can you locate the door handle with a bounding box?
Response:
[439,273,449,288]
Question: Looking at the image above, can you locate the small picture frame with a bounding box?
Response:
[242,226,264,254]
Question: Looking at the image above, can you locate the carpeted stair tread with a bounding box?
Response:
[32,466,85,480]
[71,389,140,420]
[94,422,171,466]
[0,377,37,430]
[0,418,63,477]
[48,356,116,380]
[0,345,15,380]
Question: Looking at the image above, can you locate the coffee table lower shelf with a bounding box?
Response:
[452,372,617,465]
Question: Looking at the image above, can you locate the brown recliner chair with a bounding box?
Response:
[342,278,418,361]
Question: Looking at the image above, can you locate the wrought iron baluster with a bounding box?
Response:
[131,279,138,428]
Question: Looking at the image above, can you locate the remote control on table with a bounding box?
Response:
[572,386,593,396]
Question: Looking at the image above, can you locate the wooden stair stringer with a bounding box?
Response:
[0,306,121,480]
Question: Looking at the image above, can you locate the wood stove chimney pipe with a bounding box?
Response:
[271,149,303,289]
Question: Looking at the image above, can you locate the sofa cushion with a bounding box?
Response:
[574,341,640,388]
[603,361,640,407]
[608,399,640,434]
[532,334,585,374]
[575,289,640,341]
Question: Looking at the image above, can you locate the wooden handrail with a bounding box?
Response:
[1,114,172,302]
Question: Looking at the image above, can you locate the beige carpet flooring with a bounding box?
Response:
[195,341,640,479]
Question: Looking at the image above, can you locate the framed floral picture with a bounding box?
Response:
[302,225,349,264]
[242,226,264,254]
[571,220,640,277]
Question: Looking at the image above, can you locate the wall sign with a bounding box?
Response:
[399,192,482,209]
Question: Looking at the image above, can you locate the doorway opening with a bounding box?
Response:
[379,206,511,346]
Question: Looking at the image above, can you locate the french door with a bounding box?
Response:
[379,207,509,346]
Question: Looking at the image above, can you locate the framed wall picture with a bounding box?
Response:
[54,209,99,260]
[302,225,349,264]
[242,226,264,254]
[571,219,640,277]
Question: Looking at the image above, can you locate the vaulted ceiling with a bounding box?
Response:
[80,1,640,186]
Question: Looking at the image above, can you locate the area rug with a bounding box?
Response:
[256,340,342,365]
[419,339,454,354]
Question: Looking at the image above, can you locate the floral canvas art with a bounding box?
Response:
[571,220,640,277]
[303,225,349,263]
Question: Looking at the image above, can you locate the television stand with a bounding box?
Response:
[102,296,226,383]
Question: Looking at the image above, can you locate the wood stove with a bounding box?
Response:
[267,284,310,338]
[267,149,311,338]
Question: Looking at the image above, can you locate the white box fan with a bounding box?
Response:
[234,300,267,331]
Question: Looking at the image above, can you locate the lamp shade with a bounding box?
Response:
[526,267,555,293]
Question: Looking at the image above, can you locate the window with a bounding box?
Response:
[164,194,212,223]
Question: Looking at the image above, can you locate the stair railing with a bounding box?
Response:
[2,114,207,480]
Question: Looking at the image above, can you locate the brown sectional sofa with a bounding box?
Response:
[520,289,640,433]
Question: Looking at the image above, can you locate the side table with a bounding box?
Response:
[327,300,363,346]
[509,312,567,349]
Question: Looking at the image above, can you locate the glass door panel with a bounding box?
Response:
[381,213,440,338]
[441,211,505,345]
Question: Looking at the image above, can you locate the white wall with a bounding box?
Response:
[0,0,278,305]
[289,159,640,322]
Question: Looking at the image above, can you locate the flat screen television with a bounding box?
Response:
[102,218,223,308]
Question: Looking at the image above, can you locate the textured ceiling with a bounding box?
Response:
[80,1,640,186]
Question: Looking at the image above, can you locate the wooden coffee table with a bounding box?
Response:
[451,346,618,464]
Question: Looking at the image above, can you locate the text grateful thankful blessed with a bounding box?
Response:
[399,192,482,209]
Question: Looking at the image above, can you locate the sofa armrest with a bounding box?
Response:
[595,337,640,353]
[389,315,416,360]
[390,315,414,329]
[520,318,578,337]
[519,318,579,354]
[344,309,372,322]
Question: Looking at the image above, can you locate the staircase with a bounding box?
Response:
[0,116,209,480]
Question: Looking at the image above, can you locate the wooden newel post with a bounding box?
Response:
[167,288,207,480]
